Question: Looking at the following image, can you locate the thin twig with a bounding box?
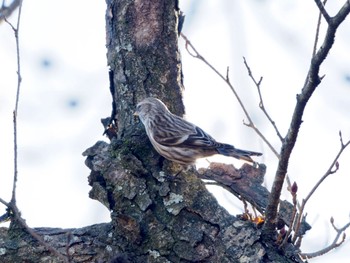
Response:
[181,33,276,157]
[5,0,23,206]
[304,133,349,205]
[292,134,350,244]
[312,0,328,58]
[263,1,350,234]
[301,218,350,259]
[242,57,299,205]
[314,0,331,23]
[0,0,21,22]
[2,2,69,262]
[12,110,19,204]
[180,34,303,216]
[181,33,249,120]
[279,182,298,249]
[0,197,9,207]
[0,197,11,223]
[242,57,283,145]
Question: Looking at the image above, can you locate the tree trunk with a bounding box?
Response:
[0,0,304,262]
[105,0,185,138]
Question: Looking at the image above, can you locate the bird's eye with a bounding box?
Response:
[136,105,141,112]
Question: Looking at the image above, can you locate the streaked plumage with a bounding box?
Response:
[134,97,262,165]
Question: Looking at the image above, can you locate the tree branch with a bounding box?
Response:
[301,218,350,259]
[0,0,21,22]
[312,0,328,58]
[263,1,350,234]
[242,57,283,145]
[291,133,350,245]
[180,33,278,158]
[314,0,331,23]
[2,2,69,261]
[180,33,304,227]
[4,0,22,206]
[197,163,311,237]
[82,126,305,262]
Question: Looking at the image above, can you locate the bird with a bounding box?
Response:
[134,97,262,165]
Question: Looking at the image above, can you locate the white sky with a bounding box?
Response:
[1,0,350,262]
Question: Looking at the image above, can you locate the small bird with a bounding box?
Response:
[134,97,262,165]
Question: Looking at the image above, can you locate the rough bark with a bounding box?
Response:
[0,0,305,262]
[0,132,302,262]
[105,0,185,138]
[80,129,303,262]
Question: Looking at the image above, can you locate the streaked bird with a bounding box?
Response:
[134,97,262,165]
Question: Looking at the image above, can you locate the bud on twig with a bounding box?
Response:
[335,161,339,170]
[291,181,298,194]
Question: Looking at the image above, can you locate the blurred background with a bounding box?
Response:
[1,0,349,262]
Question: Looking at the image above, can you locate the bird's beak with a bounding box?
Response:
[133,111,139,116]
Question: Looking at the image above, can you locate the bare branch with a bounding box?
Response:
[263,1,350,234]
[198,163,311,236]
[181,34,250,120]
[304,134,349,205]
[292,135,350,244]
[0,0,21,22]
[180,35,305,212]
[242,58,302,210]
[279,182,298,249]
[0,197,9,206]
[5,0,23,205]
[2,2,70,261]
[312,0,328,58]
[301,218,350,259]
[12,110,19,203]
[181,33,278,158]
[334,1,350,26]
[242,57,301,208]
[339,130,344,146]
[243,57,284,144]
[314,0,331,23]
[0,198,11,223]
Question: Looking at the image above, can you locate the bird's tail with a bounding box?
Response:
[217,143,262,163]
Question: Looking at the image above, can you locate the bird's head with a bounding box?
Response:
[134,97,169,123]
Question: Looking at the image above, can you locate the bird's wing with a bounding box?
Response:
[153,121,217,148]
[181,126,218,148]
[151,116,194,146]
